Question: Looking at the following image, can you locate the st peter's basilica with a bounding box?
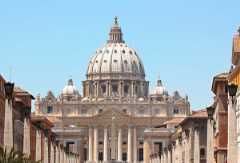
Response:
[35,17,191,163]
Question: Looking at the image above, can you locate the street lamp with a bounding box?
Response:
[4,82,14,100]
[227,83,238,104]
[206,106,215,120]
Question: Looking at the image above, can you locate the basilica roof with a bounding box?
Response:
[86,17,145,81]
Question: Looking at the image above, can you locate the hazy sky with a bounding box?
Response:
[0,0,239,109]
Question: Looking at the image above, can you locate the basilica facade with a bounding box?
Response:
[35,17,191,163]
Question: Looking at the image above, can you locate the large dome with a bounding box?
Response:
[83,17,149,99]
[86,17,145,81]
[87,43,145,80]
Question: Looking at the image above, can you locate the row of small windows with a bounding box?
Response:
[97,49,135,55]
[95,59,138,65]
[45,107,180,115]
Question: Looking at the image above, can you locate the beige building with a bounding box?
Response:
[228,27,240,163]
[150,109,208,163]
[35,17,191,163]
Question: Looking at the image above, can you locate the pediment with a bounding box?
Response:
[92,108,131,126]
[93,108,130,119]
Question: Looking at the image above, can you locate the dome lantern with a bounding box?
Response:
[107,17,125,43]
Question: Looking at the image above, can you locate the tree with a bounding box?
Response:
[0,146,41,163]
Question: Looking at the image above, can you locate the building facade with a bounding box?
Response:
[13,86,34,152]
[0,75,5,147]
[211,73,228,163]
[150,109,208,163]
[35,17,191,163]
[228,28,240,163]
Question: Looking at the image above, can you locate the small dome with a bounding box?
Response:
[62,79,79,96]
[151,80,168,95]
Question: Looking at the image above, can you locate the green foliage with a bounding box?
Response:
[0,146,41,163]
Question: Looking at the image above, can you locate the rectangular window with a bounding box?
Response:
[47,106,53,113]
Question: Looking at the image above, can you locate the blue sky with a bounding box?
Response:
[0,0,239,109]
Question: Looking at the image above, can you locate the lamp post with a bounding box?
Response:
[227,83,238,104]
[206,106,215,121]
[4,82,14,100]
[226,83,238,163]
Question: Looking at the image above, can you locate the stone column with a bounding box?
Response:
[207,119,214,163]
[175,144,178,163]
[131,81,135,97]
[165,148,168,163]
[119,81,122,97]
[44,137,49,163]
[157,155,161,163]
[55,146,59,163]
[118,128,122,161]
[50,143,54,163]
[162,150,165,163]
[167,148,171,163]
[88,127,93,162]
[96,81,100,97]
[60,147,64,163]
[103,128,108,162]
[160,154,163,163]
[107,81,110,97]
[143,138,151,163]
[128,126,133,163]
[228,98,238,163]
[109,81,112,97]
[64,152,67,163]
[133,127,138,163]
[79,138,85,163]
[171,143,176,163]
[23,118,31,156]
[35,130,42,162]
[193,127,200,163]
[3,98,13,151]
[93,127,98,162]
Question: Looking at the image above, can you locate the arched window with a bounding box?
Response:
[47,106,53,113]
[101,84,106,96]
[112,84,118,96]
[124,85,129,96]
[132,61,138,73]
[200,148,205,158]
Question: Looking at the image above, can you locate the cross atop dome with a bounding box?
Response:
[68,79,74,86]
[114,16,119,26]
[107,17,125,43]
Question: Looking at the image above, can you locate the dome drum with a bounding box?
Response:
[86,72,145,81]
[83,79,149,99]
